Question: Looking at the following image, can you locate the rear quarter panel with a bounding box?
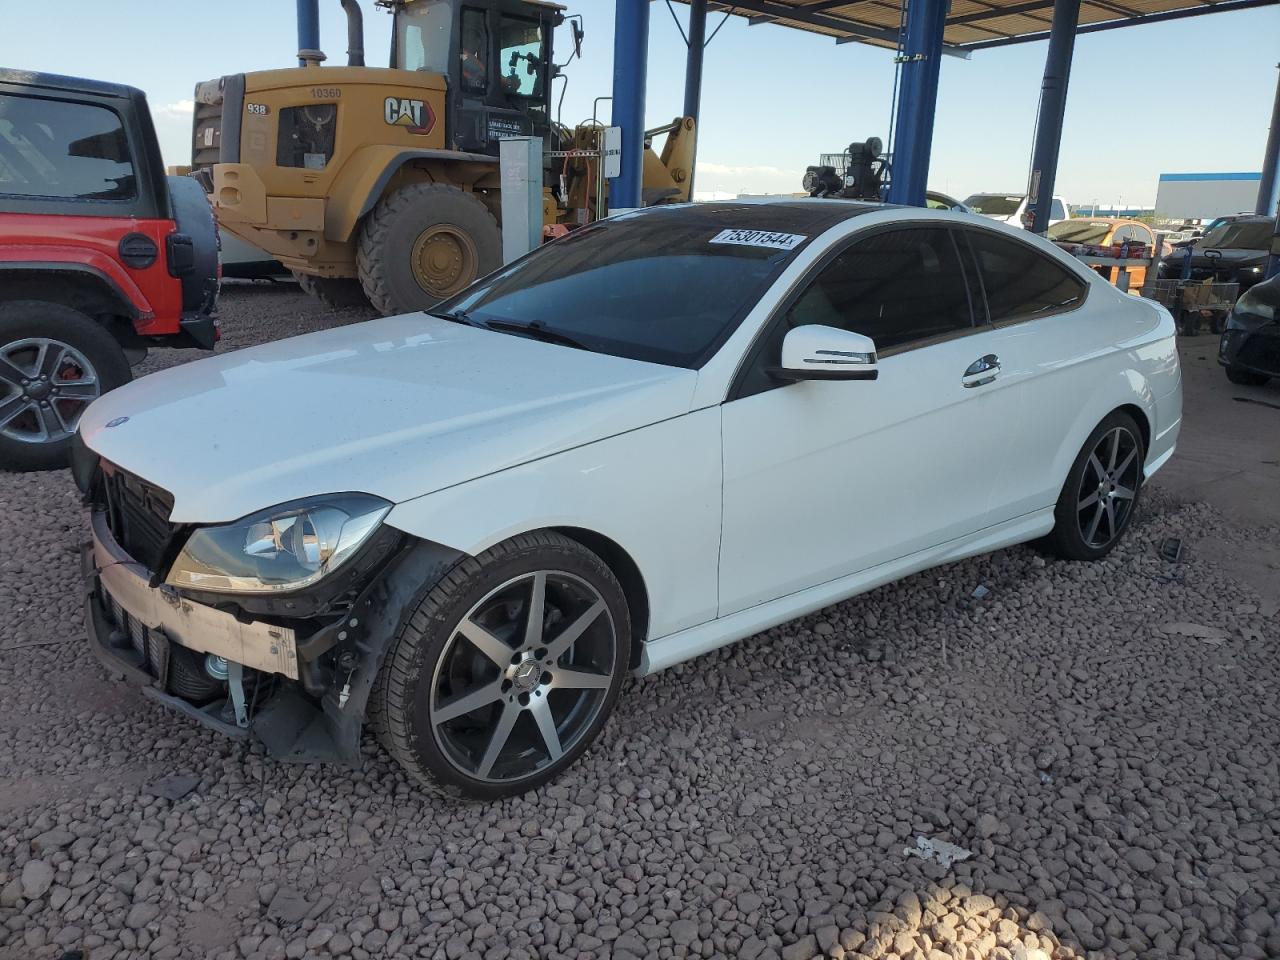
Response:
[984,274,1179,519]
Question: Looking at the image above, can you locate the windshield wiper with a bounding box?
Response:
[429,308,484,328]
[483,319,588,350]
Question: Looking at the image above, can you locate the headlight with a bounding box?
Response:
[166,493,391,594]
[1229,285,1277,329]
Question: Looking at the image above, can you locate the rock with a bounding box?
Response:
[20,860,55,899]
[782,934,819,960]
[975,814,1003,838]
[267,888,310,924]
[31,828,75,852]
[1125,848,1157,872]
[670,919,698,945]
[126,902,160,929]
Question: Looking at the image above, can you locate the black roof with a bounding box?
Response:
[0,68,145,102]
[636,199,886,234]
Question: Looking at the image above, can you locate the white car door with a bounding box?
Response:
[955,227,1097,522]
[717,224,1014,616]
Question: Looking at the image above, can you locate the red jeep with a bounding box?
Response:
[0,69,219,471]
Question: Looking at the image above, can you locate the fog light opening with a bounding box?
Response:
[205,654,230,681]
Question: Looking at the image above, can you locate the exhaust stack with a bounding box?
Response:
[341,0,366,67]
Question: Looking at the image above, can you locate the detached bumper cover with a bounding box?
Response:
[86,509,299,679]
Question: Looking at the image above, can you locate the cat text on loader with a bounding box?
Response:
[192,0,695,315]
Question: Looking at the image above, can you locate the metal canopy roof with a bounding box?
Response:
[676,0,1278,53]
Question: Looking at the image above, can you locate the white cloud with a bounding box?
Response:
[155,99,195,118]
[698,162,790,178]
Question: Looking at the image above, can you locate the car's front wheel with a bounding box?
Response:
[1042,411,1145,561]
[372,532,629,800]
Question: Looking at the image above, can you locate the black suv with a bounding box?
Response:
[1158,215,1275,294]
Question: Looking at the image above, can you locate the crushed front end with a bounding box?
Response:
[75,440,459,764]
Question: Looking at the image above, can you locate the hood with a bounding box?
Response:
[80,314,698,523]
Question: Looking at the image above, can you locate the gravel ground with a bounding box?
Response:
[2,284,1279,960]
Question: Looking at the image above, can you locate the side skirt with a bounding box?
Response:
[636,508,1055,676]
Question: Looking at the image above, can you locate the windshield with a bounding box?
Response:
[396,0,453,73]
[1199,220,1273,251]
[1048,221,1112,244]
[437,206,832,368]
[499,16,545,98]
[963,194,1023,216]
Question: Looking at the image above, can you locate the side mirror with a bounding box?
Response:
[770,325,879,382]
[572,20,584,59]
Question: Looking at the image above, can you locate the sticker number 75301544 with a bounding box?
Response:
[709,228,807,251]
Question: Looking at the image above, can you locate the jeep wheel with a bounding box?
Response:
[292,271,372,310]
[0,301,131,472]
[356,183,501,316]
[371,532,629,800]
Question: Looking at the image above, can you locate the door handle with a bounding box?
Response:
[962,354,1000,388]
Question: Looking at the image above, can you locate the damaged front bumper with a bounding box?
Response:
[82,509,357,762]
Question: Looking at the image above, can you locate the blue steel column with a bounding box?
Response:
[1255,64,1280,216]
[611,0,651,210]
[297,0,321,65]
[684,0,707,120]
[1027,0,1081,234]
[887,0,949,207]
[1262,67,1280,279]
[683,0,708,196]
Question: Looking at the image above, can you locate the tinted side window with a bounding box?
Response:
[966,230,1086,322]
[0,94,135,200]
[787,227,974,351]
[1050,199,1066,220]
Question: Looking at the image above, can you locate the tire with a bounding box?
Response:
[1225,365,1269,386]
[371,531,629,800]
[1040,411,1146,561]
[0,300,131,472]
[292,271,371,310]
[356,182,501,316]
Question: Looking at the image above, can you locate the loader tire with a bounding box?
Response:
[357,183,501,316]
[292,271,372,310]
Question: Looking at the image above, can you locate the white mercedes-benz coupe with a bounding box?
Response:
[76,201,1182,799]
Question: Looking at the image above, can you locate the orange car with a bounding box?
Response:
[1047,218,1166,291]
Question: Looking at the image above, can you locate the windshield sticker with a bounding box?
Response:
[710,229,807,251]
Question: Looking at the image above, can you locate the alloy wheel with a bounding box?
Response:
[428,570,617,784]
[1077,426,1140,549]
[0,338,101,445]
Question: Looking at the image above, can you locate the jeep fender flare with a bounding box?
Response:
[0,256,145,320]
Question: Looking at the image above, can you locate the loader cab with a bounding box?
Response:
[389,0,559,155]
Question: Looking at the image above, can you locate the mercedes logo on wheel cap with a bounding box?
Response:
[512,659,541,692]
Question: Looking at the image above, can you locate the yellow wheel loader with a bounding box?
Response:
[190,0,695,315]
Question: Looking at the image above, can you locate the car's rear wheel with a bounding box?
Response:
[1225,365,1269,386]
[1041,411,1145,561]
[0,300,131,472]
[372,531,629,800]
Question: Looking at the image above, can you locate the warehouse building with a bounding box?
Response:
[1154,171,1263,220]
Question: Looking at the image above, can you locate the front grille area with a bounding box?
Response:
[100,466,175,573]
[104,587,168,676]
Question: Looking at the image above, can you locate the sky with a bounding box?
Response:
[2,0,1277,208]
